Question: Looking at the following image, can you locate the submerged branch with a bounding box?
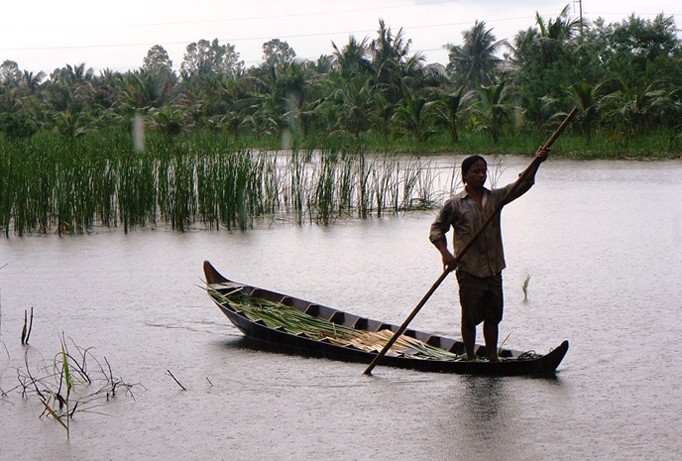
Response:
[6,334,140,437]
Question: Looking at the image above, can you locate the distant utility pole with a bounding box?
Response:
[574,0,584,37]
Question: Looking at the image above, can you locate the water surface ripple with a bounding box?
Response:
[1,157,681,460]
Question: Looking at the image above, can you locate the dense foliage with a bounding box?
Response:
[1,7,681,155]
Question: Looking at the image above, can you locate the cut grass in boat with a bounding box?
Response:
[209,288,468,362]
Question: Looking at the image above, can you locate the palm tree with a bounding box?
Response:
[445,21,505,90]
[148,105,190,137]
[115,70,158,113]
[430,85,467,144]
[239,110,277,140]
[331,75,374,140]
[208,76,262,137]
[368,90,394,143]
[533,6,582,65]
[22,71,45,94]
[391,83,436,144]
[53,110,89,139]
[468,80,513,143]
[370,19,415,104]
[332,36,373,79]
[507,6,585,125]
[0,86,20,112]
[606,78,672,137]
[7,71,45,129]
[45,63,95,114]
[565,80,615,144]
[278,62,308,123]
[51,63,93,85]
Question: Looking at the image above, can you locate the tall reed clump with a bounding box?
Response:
[0,137,51,236]
[281,148,442,224]
[194,139,271,231]
[0,131,458,236]
[157,147,197,231]
[0,141,17,236]
[115,152,158,232]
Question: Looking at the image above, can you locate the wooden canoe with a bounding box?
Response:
[203,261,568,376]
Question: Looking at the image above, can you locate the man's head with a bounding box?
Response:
[461,155,487,187]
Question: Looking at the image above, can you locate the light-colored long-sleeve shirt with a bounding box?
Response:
[429,173,535,278]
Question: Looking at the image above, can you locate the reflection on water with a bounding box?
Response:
[462,376,507,429]
[1,157,681,460]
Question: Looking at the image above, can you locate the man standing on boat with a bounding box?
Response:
[429,147,549,361]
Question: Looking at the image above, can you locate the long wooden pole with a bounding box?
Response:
[363,108,578,375]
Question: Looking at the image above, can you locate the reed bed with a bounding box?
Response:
[0,132,459,236]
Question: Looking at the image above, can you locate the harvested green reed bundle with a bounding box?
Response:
[209,288,465,361]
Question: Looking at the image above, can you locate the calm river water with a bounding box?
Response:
[1,156,681,461]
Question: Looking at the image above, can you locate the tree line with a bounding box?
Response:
[1,6,681,152]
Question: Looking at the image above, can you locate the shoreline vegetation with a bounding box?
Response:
[0,129,679,238]
[1,8,681,236]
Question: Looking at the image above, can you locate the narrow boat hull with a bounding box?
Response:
[204,261,568,377]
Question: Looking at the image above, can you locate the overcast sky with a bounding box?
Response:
[1,0,680,74]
